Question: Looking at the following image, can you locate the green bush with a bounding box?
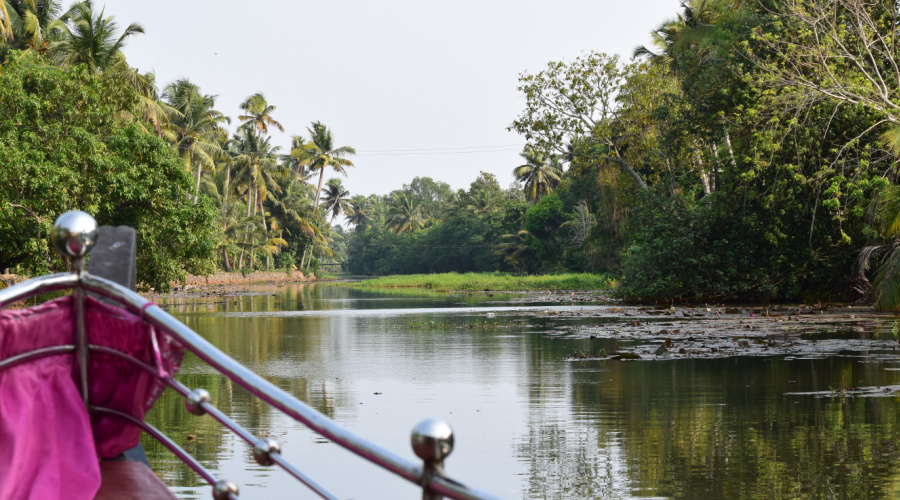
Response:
[0,54,217,291]
[618,191,861,303]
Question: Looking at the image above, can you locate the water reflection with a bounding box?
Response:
[145,284,900,499]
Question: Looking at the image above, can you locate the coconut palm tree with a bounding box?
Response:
[494,230,534,271]
[116,68,176,139]
[513,148,563,202]
[321,178,351,223]
[256,228,288,271]
[200,165,257,271]
[263,169,323,270]
[232,127,282,217]
[465,189,496,214]
[347,195,373,227]
[632,23,678,68]
[266,169,316,234]
[858,186,900,310]
[49,0,143,71]
[266,171,317,242]
[0,0,64,58]
[301,226,335,270]
[163,79,228,203]
[296,121,356,207]
[633,0,729,72]
[238,93,284,136]
[386,192,426,234]
[0,3,13,43]
[285,135,311,176]
[231,127,283,268]
[235,213,284,271]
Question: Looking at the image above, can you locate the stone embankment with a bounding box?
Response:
[180,271,315,287]
[0,274,21,288]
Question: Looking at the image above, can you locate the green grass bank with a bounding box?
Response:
[355,272,614,291]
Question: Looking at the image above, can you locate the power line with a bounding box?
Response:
[355,144,525,157]
[358,144,524,153]
[356,149,523,157]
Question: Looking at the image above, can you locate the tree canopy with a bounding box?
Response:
[0,54,216,290]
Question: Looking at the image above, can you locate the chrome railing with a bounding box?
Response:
[0,212,504,500]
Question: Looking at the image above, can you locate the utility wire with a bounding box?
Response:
[358,144,524,153]
[355,144,525,157]
[356,148,522,157]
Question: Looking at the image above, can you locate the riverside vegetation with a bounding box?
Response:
[356,272,613,291]
[4,0,900,307]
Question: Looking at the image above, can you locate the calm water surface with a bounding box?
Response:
[145,284,900,499]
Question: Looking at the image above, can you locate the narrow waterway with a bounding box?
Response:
[145,283,900,499]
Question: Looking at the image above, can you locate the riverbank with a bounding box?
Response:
[355,272,614,291]
[165,270,316,292]
[188,270,315,286]
[0,274,21,288]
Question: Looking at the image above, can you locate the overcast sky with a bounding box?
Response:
[95,0,679,197]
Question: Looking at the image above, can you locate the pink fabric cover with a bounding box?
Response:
[0,296,183,500]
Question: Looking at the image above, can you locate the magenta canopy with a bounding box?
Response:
[0,296,182,500]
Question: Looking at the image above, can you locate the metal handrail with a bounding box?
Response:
[0,211,505,500]
[90,406,238,500]
[88,342,338,498]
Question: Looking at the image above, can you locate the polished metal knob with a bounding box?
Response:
[51,211,99,260]
[212,479,239,500]
[185,388,211,415]
[411,418,454,463]
[253,438,282,466]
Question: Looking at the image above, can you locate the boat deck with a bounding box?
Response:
[96,461,176,500]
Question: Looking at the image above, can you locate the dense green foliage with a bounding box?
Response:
[4,0,900,304]
[356,272,612,291]
[0,1,352,289]
[345,173,528,274]
[341,0,900,306]
[0,54,216,290]
[609,0,892,303]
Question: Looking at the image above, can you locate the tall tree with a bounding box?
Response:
[513,148,563,202]
[386,191,426,234]
[296,121,356,207]
[858,186,900,310]
[0,0,63,58]
[750,0,900,154]
[0,54,217,290]
[162,79,228,203]
[347,194,373,227]
[285,135,311,176]
[119,69,176,138]
[232,127,282,217]
[321,178,351,223]
[509,52,648,190]
[231,127,282,268]
[634,0,728,72]
[266,170,316,237]
[49,0,143,71]
[200,165,256,272]
[402,177,454,220]
[238,92,284,136]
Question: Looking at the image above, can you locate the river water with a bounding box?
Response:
[145,283,900,499]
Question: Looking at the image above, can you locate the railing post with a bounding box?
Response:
[88,225,137,292]
[51,211,98,404]
[411,419,454,500]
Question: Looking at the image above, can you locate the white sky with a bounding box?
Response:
[95,0,679,197]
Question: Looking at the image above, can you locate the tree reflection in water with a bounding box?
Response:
[142,285,900,498]
[517,356,900,498]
